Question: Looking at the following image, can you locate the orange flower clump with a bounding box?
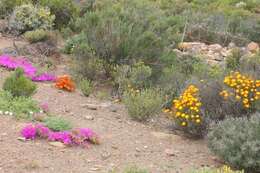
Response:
[171,85,203,127]
[220,72,260,108]
[55,75,75,92]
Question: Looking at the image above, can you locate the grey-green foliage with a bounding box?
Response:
[208,113,260,172]
[226,48,242,71]
[123,89,163,121]
[44,116,72,131]
[8,4,55,34]
[3,68,37,97]
[72,0,183,71]
[79,79,93,97]
[24,29,48,43]
[113,62,152,95]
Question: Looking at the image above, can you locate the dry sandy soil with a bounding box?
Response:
[0,36,218,173]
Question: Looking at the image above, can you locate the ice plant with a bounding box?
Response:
[21,124,37,139]
[0,55,56,82]
[20,123,99,148]
[220,72,260,109]
[55,75,75,92]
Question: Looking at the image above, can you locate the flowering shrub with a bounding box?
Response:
[167,85,206,137]
[8,4,55,34]
[190,165,244,173]
[55,75,75,92]
[0,55,56,82]
[21,123,99,148]
[220,72,260,109]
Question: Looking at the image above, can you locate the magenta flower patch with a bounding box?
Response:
[20,123,99,148]
[21,124,37,139]
[0,55,56,82]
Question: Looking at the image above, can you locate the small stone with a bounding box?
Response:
[48,142,66,148]
[135,147,141,152]
[90,167,101,171]
[84,115,94,120]
[101,151,111,160]
[144,146,148,149]
[81,104,98,110]
[17,137,26,142]
[165,149,176,156]
[247,42,259,53]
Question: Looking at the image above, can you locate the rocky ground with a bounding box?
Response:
[0,36,219,173]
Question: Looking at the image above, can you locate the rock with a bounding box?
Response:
[48,142,66,148]
[165,149,176,156]
[247,42,259,53]
[84,115,94,120]
[81,103,98,110]
[0,47,18,57]
[151,131,175,139]
[17,137,26,142]
[101,151,111,160]
[0,20,8,33]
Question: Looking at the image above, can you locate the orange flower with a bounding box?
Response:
[55,75,75,92]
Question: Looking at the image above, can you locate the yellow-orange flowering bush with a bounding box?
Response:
[220,72,260,109]
[167,85,206,137]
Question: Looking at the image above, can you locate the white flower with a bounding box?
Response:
[0,111,3,115]
[29,111,34,115]
[9,112,13,116]
[39,110,43,114]
[4,111,9,115]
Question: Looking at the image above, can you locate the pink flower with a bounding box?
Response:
[0,55,56,82]
[35,124,50,138]
[21,124,37,139]
[48,131,72,145]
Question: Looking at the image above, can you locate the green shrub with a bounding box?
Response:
[8,4,55,34]
[0,0,32,18]
[3,68,37,97]
[226,48,242,71]
[24,29,48,43]
[113,62,152,96]
[123,166,149,173]
[44,116,72,131]
[0,90,39,119]
[37,0,79,29]
[72,0,182,76]
[189,166,244,173]
[63,33,86,54]
[240,53,260,78]
[123,89,163,121]
[79,79,93,97]
[208,113,260,172]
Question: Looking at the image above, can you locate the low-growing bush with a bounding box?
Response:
[123,166,149,173]
[24,29,48,43]
[8,4,55,34]
[3,68,37,97]
[225,48,242,71]
[79,79,93,97]
[44,116,72,131]
[0,90,39,119]
[190,165,244,173]
[0,0,32,18]
[208,113,260,172]
[37,0,79,29]
[123,88,163,121]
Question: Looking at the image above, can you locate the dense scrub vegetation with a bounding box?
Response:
[1,0,260,172]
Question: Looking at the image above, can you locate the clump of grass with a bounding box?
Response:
[43,116,72,131]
